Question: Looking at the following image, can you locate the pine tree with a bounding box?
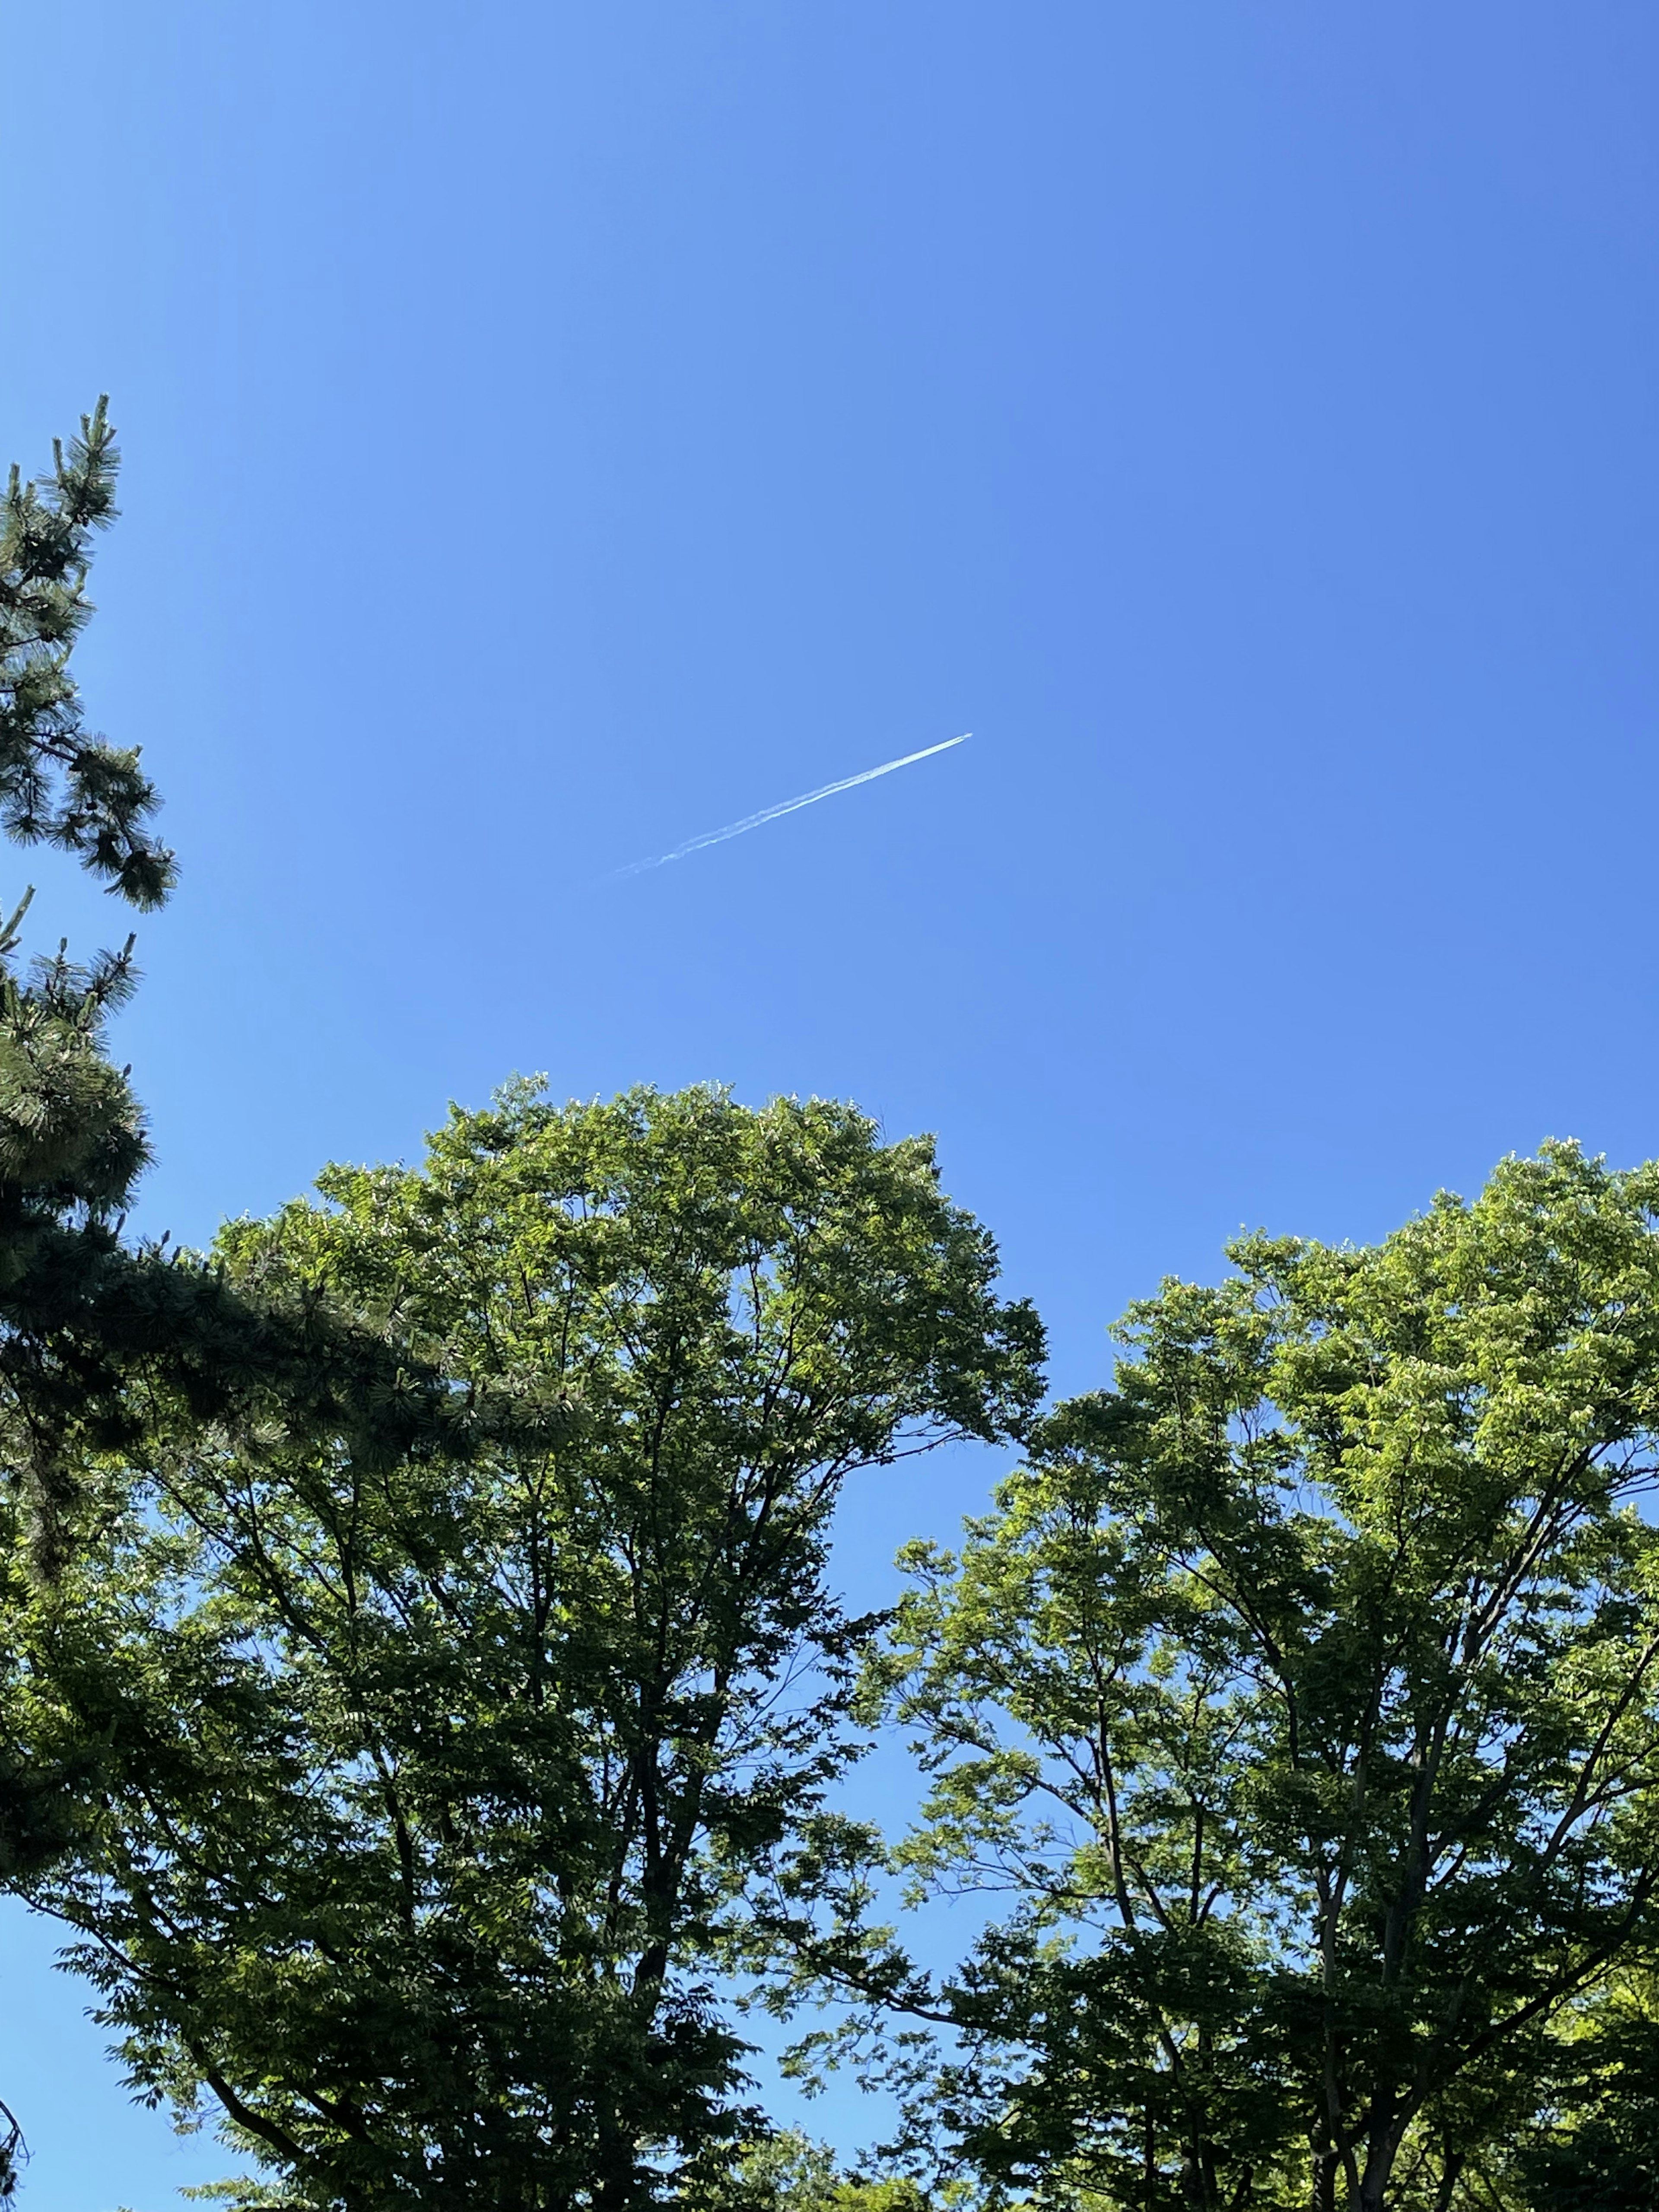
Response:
[0,400,172,1570]
[0,402,515,1530]
[0,405,499,2198]
[0,395,175,2190]
[0,395,175,907]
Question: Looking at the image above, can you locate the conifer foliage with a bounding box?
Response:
[0,407,494,2203]
[0,397,173,908]
[0,403,168,1553]
[0,397,177,2195]
[0,406,526,1547]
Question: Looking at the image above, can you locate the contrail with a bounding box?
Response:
[613,733,970,877]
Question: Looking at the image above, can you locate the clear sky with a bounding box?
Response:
[3,3,1659,2202]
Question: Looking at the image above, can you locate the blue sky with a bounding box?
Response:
[3,3,1659,2201]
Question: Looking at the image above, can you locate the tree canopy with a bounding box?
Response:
[16,1081,1043,2211]
[10,402,1659,2212]
[801,1143,1659,2212]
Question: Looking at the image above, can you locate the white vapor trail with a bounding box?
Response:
[613,733,970,877]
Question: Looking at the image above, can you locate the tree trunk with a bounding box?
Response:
[1431,2150,1465,2212]
[1309,2147,1340,2212]
[1354,2116,1404,2212]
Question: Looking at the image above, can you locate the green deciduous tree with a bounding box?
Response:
[1496,1972,1659,2211]
[694,2129,932,2212]
[19,1082,1044,2212]
[835,1144,1659,2212]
